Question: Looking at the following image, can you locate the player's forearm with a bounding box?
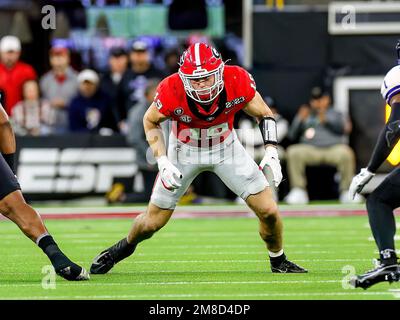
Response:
[0,106,16,154]
[367,102,400,172]
[253,106,274,122]
[143,118,167,159]
[0,113,17,173]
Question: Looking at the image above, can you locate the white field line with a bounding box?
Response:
[0,291,395,300]
[0,279,341,288]
[0,244,376,250]
[31,204,368,214]
[74,258,371,265]
[0,229,369,240]
[0,236,372,244]
[388,289,400,298]
[0,270,329,275]
[367,223,400,229]
[369,236,400,241]
[3,250,335,257]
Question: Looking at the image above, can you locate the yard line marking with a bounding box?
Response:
[134,250,335,255]
[0,231,362,240]
[0,243,376,250]
[0,280,342,288]
[0,269,338,276]
[0,238,372,245]
[3,250,337,257]
[369,236,400,241]
[365,223,400,230]
[0,291,395,300]
[75,258,370,264]
[388,289,400,298]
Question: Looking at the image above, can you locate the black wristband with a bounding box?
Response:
[259,116,278,145]
[2,153,15,174]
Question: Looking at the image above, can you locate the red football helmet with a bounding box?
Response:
[178,43,225,104]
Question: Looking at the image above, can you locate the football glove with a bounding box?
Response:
[349,168,375,200]
[259,146,283,187]
[157,155,183,191]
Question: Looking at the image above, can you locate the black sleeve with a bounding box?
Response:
[2,153,15,174]
[367,102,400,172]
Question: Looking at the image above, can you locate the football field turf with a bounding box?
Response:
[1,206,400,300]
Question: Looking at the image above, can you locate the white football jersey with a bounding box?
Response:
[381,65,400,105]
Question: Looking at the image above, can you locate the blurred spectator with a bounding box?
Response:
[238,96,288,160]
[117,40,165,134]
[100,46,128,132]
[40,45,79,134]
[106,79,160,204]
[0,35,36,115]
[68,69,116,133]
[185,33,212,49]
[284,87,360,204]
[164,48,180,75]
[11,80,54,136]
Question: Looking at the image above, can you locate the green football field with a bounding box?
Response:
[1,208,400,300]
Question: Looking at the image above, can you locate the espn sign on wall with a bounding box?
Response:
[15,134,138,199]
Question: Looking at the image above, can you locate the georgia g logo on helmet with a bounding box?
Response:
[211,47,221,59]
[178,43,225,104]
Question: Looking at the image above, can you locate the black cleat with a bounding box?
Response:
[349,261,400,290]
[90,249,116,274]
[56,263,90,281]
[90,238,136,274]
[271,259,308,273]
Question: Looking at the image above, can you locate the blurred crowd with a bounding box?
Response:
[0,34,168,136]
[0,33,240,136]
[0,34,361,205]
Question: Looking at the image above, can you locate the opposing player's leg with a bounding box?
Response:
[213,138,307,273]
[91,143,202,274]
[0,106,88,280]
[90,203,174,274]
[350,167,400,289]
[0,190,89,281]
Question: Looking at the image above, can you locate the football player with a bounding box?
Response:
[0,103,89,281]
[349,41,400,289]
[91,43,307,274]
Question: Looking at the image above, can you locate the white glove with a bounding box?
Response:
[349,168,375,200]
[259,146,283,187]
[157,156,183,191]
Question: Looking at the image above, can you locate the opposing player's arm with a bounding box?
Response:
[242,91,277,146]
[367,94,400,173]
[143,102,170,159]
[0,104,16,173]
